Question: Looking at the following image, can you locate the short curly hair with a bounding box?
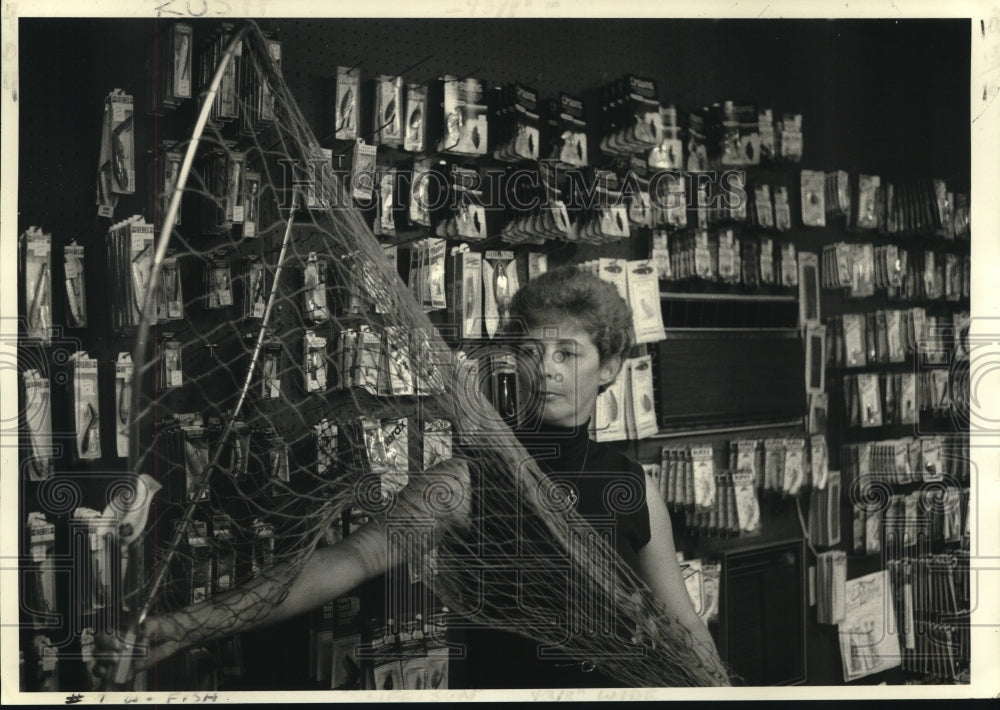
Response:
[507,265,634,365]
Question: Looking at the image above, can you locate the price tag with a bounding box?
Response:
[80,380,96,397]
[782,131,803,157]
[232,206,244,223]
[170,370,183,388]
[28,237,50,256]
[41,643,57,672]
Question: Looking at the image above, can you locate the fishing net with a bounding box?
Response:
[107,20,730,689]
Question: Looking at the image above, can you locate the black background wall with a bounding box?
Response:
[18,16,970,689]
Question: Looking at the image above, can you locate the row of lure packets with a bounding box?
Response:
[641,436,830,537]
[826,308,970,369]
[842,367,959,430]
[437,247,667,342]
[94,20,970,245]
[365,615,451,691]
[24,511,264,691]
[25,492,162,627]
[310,607,452,691]
[162,413,452,509]
[100,215,395,336]
[18,352,131,480]
[887,554,970,681]
[19,227,88,338]
[329,65,805,167]
[841,433,966,489]
[801,170,970,238]
[114,23,811,236]
[825,307,969,428]
[24,474,162,647]
[134,153,971,264]
[95,22,283,221]
[811,442,968,558]
[821,241,970,302]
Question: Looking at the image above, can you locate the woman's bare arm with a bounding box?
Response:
[99,458,472,676]
[635,473,731,686]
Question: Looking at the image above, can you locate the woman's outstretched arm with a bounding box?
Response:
[97,458,472,678]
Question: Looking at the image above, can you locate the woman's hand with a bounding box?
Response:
[92,616,186,686]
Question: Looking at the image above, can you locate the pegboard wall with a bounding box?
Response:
[17,16,970,691]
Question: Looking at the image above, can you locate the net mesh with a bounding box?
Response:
[114,21,731,688]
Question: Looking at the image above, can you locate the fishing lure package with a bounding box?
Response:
[22,369,52,481]
[240,37,282,133]
[73,507,115,610]
[242,257,267,320]
[96,90,135,218]
[482,250,516,338]
[304,330,329,393]
[335,65,361,141]
[205,257,234,310]
[353,328,381,395]
[114,353,133,458]
[404,82,427,153]
[157,22,193,111]
[383,326,415,396]
[626,259,665,344]
[594,374,628,443]
[62,242,88,329]
[104,216,155,329]
[627,355,659,440]
[111,98,135,195]
[70,352,101,460]
[546,92,588,167]
[159,336,183,391]
[432,75,489,156]
[593,171,630,241]
[449,245,483,340]
[302,252,330,323]
[351,141,378,203]
[373,75,404,147]
[20,227,52,342]
[26,513,57,624]
[600,74,662,157]
[304,147,333,211]
[437,164,486,241]
[373,167,397,237]
[494,83,540,163]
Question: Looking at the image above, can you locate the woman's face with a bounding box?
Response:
[524,317,620,428]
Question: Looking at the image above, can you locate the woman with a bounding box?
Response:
[98,266,730,688]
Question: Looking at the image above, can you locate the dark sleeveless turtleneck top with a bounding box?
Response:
[443,420,652,689]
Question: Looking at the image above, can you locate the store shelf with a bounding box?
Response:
[649,417,804,440]
[660,291,798,303]
[663,326,801,336]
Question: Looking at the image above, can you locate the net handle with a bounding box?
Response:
[110,20,256,691]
